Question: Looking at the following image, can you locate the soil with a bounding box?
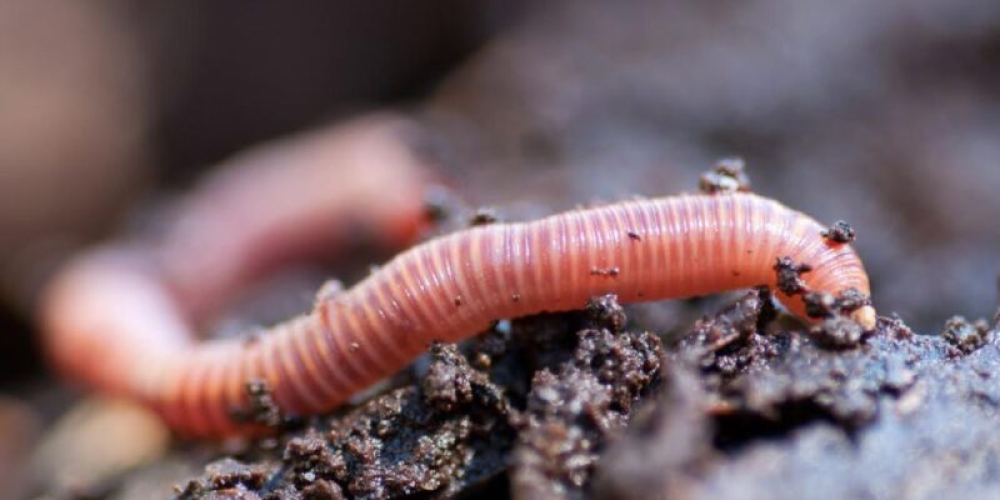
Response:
[149,290,1000,500]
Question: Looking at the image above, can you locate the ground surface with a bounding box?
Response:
[154,290,1000,500]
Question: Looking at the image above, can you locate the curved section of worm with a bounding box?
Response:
[40,114,434,435]
[41,148,875,438]
[156,114,434,322]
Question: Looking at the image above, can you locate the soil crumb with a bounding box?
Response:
[773,257,812,296]
[941,316,990,354]
[230,379,293,430]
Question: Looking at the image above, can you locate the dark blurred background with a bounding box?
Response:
[0,0,520,392]
[1,0,998,496]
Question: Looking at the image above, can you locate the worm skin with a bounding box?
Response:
[40,114,434,435]
[41,156,875,438]
[156,114,434,322]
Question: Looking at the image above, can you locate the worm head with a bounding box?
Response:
[851,305,877,331]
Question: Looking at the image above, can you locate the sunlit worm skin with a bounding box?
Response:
[41,160,876,437]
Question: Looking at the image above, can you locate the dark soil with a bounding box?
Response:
[160,288,1000,500]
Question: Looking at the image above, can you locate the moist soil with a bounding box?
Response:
[159,291,1000,500]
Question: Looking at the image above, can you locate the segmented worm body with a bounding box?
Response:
[40,123,875,438]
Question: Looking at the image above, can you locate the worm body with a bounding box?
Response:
[41,139,874,438]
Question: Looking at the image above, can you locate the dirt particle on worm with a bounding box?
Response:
[822,220,857,243]
[835,288,871,312]
[626,230,642,241]
[230,379,295,430]
[590,267,621,277]
[699,157,752,194]
[774,257,812,296]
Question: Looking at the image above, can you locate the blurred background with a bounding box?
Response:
[1,0,998,498]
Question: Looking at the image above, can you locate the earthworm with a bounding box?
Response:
[40,138,875,438]
[40,114,434,435]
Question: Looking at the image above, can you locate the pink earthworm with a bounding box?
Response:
[40,114,434,435]
[39,130,875,438]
